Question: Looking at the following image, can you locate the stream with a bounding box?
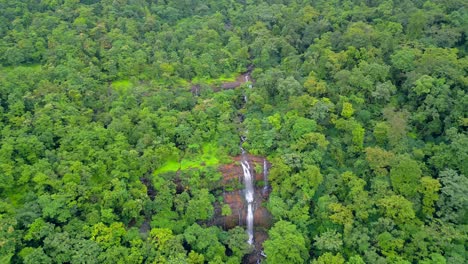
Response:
[241,149,255,245]
[240,73,255,245]
[263,158,269,195]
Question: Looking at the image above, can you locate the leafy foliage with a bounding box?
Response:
[0,0,467,263]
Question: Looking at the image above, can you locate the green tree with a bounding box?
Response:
[341,102,354,119]
[365,147,395,176]
[185,189,214,223]
[314,230,343,253]
[436,169,468,224]
[377,195,416,225]
[224,227,253,259]
[312,252,345,264]
[419,176,441,217]
[184,224,225,262]
[377,232,404,258]
[389,156,422,198]
[21,247,52,264]
[407,10,427,39]
[264,221,308,264]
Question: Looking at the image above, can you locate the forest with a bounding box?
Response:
[0,0,467,263]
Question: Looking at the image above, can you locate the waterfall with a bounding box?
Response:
[239,75,254,245]
[241,148,255,245]
[245,74,253,89]
[263,158,269,194]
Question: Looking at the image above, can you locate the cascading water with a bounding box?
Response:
[263,158,269,194]
[245,74,253,89]
[240,72,255,246]
[241,148,255,245]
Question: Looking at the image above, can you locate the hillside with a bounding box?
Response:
[0,1,467,263]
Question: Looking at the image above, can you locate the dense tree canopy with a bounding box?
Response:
[0,0,467,263]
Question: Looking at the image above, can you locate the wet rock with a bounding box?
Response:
[243,230,269,264]
[212,155,273,234]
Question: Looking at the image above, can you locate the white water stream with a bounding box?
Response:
[240,73,255,245]
[263,158,269,194]
[245,75,253,89]
[241,151,255,245]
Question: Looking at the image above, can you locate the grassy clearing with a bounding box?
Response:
[154,143,221,175]
[112,79,132,93]
[149,78,191,87]
[192,73,238,85]
[154,159,181,175]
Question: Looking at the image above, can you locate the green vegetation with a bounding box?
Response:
[0,0,467,263]
[155,142,222,175]
[154,159,180,175]
[192,73,238,85]
[111,80,132,94]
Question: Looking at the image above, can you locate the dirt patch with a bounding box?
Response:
[220,72,253,90]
